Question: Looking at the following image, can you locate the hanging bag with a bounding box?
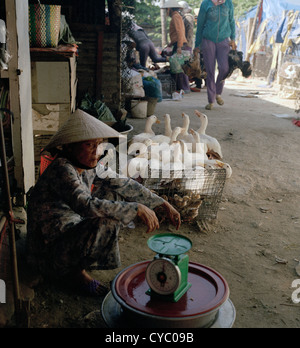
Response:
[29,0,61,48]
[169,52,190,74]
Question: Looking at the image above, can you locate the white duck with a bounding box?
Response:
[162,141,185,172]
[189,128,209,156]
[194,110,223,159]
[150,126,183,155]
[180,140,206,170]
[149,129,184,172]
[164,114,172,137]
[125,155,149,179]
[177,113,194,144]
[204,159,232,178]
[129,115,160,145]
[150,116,176,144]
[128,138,153,158]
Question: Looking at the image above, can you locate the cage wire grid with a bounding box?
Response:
[143,168,227,223]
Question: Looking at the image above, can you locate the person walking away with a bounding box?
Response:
[161,0,191,93]
[194,0,237,110]
[129,22,167,69]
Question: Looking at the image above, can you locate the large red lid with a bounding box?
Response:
[112,261,229,318]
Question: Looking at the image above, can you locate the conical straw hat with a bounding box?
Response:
[161,0,183,8]
[44,109,124,151]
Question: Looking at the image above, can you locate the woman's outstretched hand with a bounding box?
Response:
[137,204,160,234]
[161,201,181,230]
[137,201,181,234]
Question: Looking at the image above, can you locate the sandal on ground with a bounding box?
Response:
[205,103,214,110]
[216,95,224,106]
[82,279,110,297]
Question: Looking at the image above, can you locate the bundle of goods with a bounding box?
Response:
[123,110,232,222]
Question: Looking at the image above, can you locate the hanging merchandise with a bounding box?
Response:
[0,19,11,70]
[58,15,79,45]
[28,2,61,48]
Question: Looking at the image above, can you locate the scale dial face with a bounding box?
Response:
[146,258,181,295]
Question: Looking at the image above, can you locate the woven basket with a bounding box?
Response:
[29,4,61,48]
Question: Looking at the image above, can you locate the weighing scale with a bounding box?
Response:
[145,233,192,302]
[102,233,236,328]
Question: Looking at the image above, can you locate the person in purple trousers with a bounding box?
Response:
[194,0,237,110]
[129,22,167,69]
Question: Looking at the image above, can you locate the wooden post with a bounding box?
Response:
[105,0,122,114]
[246,0,263,61]
[5,0,35,205]
[161,0,168,47]
[96,31,104,100]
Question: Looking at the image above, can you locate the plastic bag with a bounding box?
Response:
[142,76,162,102]
[169,52,191,74]
[172,90,184,101]
[80,93,116,123]
[127,70,145,98]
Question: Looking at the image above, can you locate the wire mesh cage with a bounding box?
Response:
[157,73,176,99]
[143,168,227,223]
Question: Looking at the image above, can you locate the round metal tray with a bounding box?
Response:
[102,291,236,328]
[103,261,233,328]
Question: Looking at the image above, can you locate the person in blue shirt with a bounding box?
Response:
[194,0,236,110]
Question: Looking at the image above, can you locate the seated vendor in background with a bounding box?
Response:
[26,109,181,296]
[129,22,167,69]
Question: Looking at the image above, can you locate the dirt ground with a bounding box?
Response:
[22,76,300,329]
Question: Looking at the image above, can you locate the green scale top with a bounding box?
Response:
[147,233,192,256]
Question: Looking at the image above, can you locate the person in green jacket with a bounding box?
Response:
[194,0,237,110]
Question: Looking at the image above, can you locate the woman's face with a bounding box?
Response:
[68,139,104,169]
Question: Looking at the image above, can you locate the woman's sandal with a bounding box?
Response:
[82,279,110,297]
[216,95,224,106]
